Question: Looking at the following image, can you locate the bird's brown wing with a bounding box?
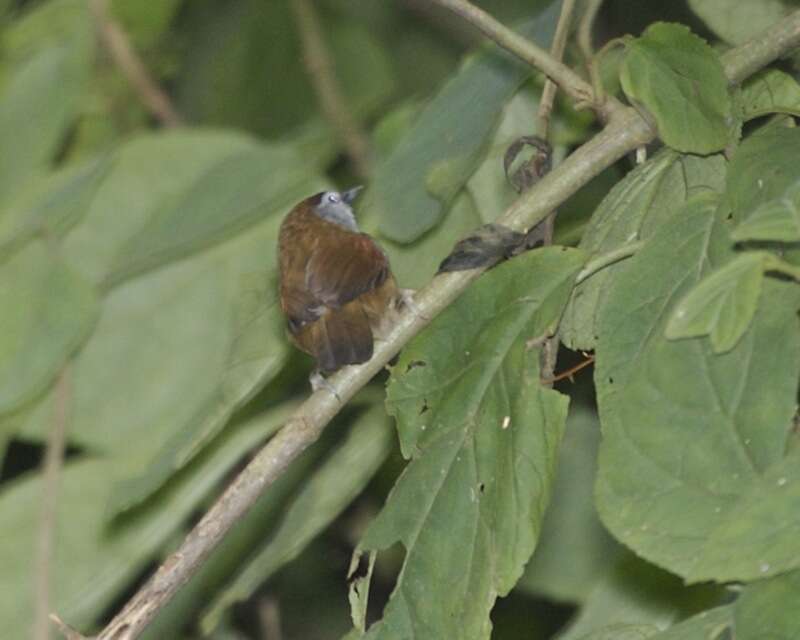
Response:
[304,232,390,309]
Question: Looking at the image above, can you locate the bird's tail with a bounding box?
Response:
[302,301,374,373]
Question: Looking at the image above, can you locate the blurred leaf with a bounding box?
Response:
[111,0,183,49]
[176,1,394,146]
[595,203,800,583]
[727,123,800,224]
[688,0,793,44]
[201,402,393,633]
[619,23,732,154]
[0,0,93,205]
[356,247,584,639]
[561,150,726,351]
[665,249,765,353]
[0,240,98,414]
[0,403,291,639]
[734,570,800,639]
[573,625,659,640]
[0,156,110,258]
[739,69,800,120]
[558,554,721,640]
[370,1,562,243]
[518,405,622,604]
[21,211,295,512]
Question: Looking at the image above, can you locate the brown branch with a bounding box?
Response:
[33,369,71,640]
[541,353,595,385]
[290,0,373,179]
[431,0,621,119]
[81,11,800,640]
[578,0,604,63]
[88,0,183,128]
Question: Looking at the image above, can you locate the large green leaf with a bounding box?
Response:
[561,150,726,351]
[59,130,320,287]
[355,247,584,639]
[0,240,98,414]
[665,248,765,353]
[518,404,622,604]
[732,181,800,243]
[595,203,800,583]
[369,2,562,243]
[0,0,93,205]
[20,210,293,513]
[0,404,291,640]
[688,0,793,45]
[619,23,732,154]
[734,571,800,639]
[200,402,393,633]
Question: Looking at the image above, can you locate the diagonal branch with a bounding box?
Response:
[86,10,800,640]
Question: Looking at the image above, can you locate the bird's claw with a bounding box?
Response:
[310,371,341,401]
[398,288,429,321]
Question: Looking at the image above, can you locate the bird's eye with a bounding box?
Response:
[327,193,340,203]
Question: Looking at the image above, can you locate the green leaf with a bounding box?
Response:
[20,212,292,512]
[0,156,110,258]
[557,554,723,640]
[734,571,800,640]
[561,150,726,351]
[61,130,324,286]
[0,240,98,414]
[595,203,800,583]
[518,405,622,603]
[726,123,800,224]
[0,0,93,205]
[200,402,393,634]
[370,2,563,243]
[651,607,732,640]
[732,181,800,242]
[739,69,800,120]
[688,0,793,45]
[619,23,732,154]
[573,625,659,640]
[357,247,584,639]
[0,403,291,640]
[665,250,765,353]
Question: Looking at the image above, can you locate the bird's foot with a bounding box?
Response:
[310,370,341,401]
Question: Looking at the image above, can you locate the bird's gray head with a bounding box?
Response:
[312,186,363,231]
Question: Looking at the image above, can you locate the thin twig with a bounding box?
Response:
[88,0,183,127]
[578,0,604,63]
[83,13,800,640]
[290,0,373,179]
[258,596,282,640]
[49,614,88,640]
[431,0,620,119]
[535,0,576,384]
[33,369,71,640]
[541,353,595,385]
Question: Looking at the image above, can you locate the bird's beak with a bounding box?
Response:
[342,185,364,205]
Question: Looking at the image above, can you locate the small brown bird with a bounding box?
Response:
[278,187,399,390]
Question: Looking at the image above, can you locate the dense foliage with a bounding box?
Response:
[2,0,800,638]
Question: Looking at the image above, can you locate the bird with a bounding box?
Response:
[278,187,400,391]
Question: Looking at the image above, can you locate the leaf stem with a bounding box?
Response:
[84,11,800,640]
